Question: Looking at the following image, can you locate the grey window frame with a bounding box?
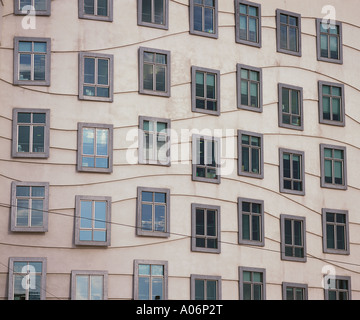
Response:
[192,134,221,184]
[234,0,261,47]
[280,214,307,262]
[78,52,114,102]
[238,130,264,179]
[189,0,218,39]
[137,0,169,30]
[238,197,264,246]
[14,0,51,16]
[191,203,221,254]
[322,208,350,255]
[239,266,266,300]
[78,0,113,22]
[133,259,168,300]
[278,83,304,131]
[191,66,220,116]
[138,116,171,166]
[11,108,50,159]
[77,122,114,173]
[10,181,49,233]
[74,195,112,246]
[276,9,301,56]
[279,148,305,196]
[324,275,351,300]
[318,81,345,127]
[138,47,171,97]
[8,257,47,300]
[136,186,170,238]
[282,282,308,300]
[237,64,263,112]
[71,270,108,300]
[316,18,343,64]
[13,37,51,86]
[320,144,347,190]
[190,274,222,300]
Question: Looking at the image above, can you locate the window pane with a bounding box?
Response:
[155,65,166,92]
[84,0,95,15]
[97,0,108,16]
[249,6,257,16]
[330,36,339,59]
[291,90,299,115]
[252,215,260,241]
[90,276,103,300]
[84,58,95,84]
[206,73,216,99]
[284,219,292,244]
[142,191,153,202]
[96,129,108,156]
[241,80,248,105]
[280,25,287,49]
[196,209,205,235]
[321,34,328,57]
[207,210,216,236]
[33,126,44,152]
[323,96,331,120]
[152,277,163,300]
[250,82,258,107]
[283,154,291,178]
[34,42,47,53]
[324,160,332,183]
[83,86,95,96]
[19,54,31,80]
[93,230,106,241]
[151,265,164,276]
[80,201,92,229]
[18,112,31,123]
[32,113,46,123]
[139,264,150,275]
[97,87,109,98]
[14,275,26,300]
[154,0,164,24]
[243,283,251,300]
[31,199,43,226]
[17,199,29,226]
[94,201,106,229]
[83,128,95,155]
[292,155,301,180]
[196,72,205,97]
[293,220,302,246]
[253,284,262,300]
[242,214,250,240]
[289,27,297,51]
[334,149,343,160]
[97,59,109,85]
[194,6,203,31]
[195,279,204,300]
[207,280,217,300]
[17,186,30,197]
[332,98,341,121]
[79,230,92,242]
[334,161,343,184]
[204,7,214,33]
[286,287,294,300]
[18,126,30,152]
[282,88,289,113]
[239,15,247,40]
[324,148,332,158]
[76,276,89,300]
[34,0,47,11]
[336,225,345,250]
[249,17,257,42]
[82,157,95,167]
[19,41,32,52]
[141,204,153,231]
[138,277,150,300]
[143,64,154,90]
[155,205,165,232]
[251,148,259,173]
[142,0,151,22]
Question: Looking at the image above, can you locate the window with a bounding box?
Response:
[133,260,168,300]
[278,83,303,130]
[14,0,51,16]
[320,144,347,190]
[77,123,113,173]
[282,282,308,300]
[14,37,51,86]
[190,0,218,38]
[322,209,349,255]
[318,81,345,126]
[139,47,171,97]
[316,19,343,64]
[237,64,263,112]
[324,275,351,300]
[12,108,50,158]
[280,214,306,262]
[238,198,264,246]
[276,9,301,56]
[78,0,113,21]
[235,0,261,47]
[279,148,305,195]
[79,52,114,102]
[191,66,220,115]
[8,257,47,300]
[238,130,263,178]
[75,195,111,246]
[10,182,49,232]
[192,134,220,184]
[139,116,171,166]
[191,203,221,253]
[136,187,170,237]
[137,0,169,29]
[190,275,221,300]
[239,267,265,300]
[71,271,108,300]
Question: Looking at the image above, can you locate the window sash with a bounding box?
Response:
[143,53,167,93]
[284,219,304,258]
[239,5,259,42]
[141,0,165,25]
[195,208,218,249]
[282,152,303,191]
[195,137,218,179]
[279,14,299,52]
[142,120,169,162]
[324,149,344,185]
[141,191,167,233]
[138,264,164,300]
[195,279,218,300]
[193,1,215,34]
[83,57,110,98]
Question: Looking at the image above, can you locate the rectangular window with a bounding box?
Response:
[75,196,111,246]
[14,37,51,86]
[139,116,171,166]
[79,52,114,102]
[78,0,113,21]
[282,282,308,300]
[191,66,220,115]
[239,267,266,300]
[235,0,261,47]
[190,0,218,38]
[8,257,47,300]
[278,83,303,130]
[280,214,306,262]
[316,19,343,64]
[134,260,168,300]
[77,123,113,173]
[322,209,349,255]
[324,276,351,300]
[191,203,221,253]
[279,148,305,195]
[191,275,221,300]
[138,0,169,29]
[320,144,347,190]
[71,271,108,300]
[237,64,263,112]
[14,0,51,15]
[238,130,263,178]
[192,134,220,184]
[136,187,170,237]
[139,47,171,97]
[12,108,50,158]
[318,81,345,126]
[276,9,301,56]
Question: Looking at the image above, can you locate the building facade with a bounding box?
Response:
[0,0,359,300]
